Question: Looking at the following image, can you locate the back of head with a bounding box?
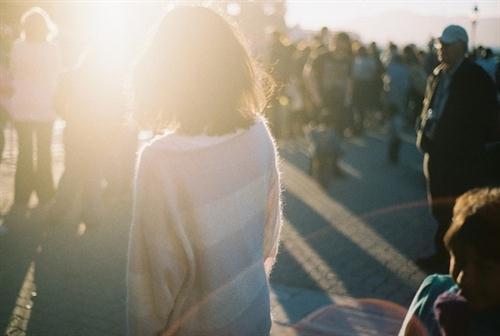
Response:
[445,188,500,262]
[357,46,367,57]
[334,32,352,55]
[21,7,57,42]
[135,6,270,135]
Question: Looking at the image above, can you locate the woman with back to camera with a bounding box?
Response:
[127,6,282,336]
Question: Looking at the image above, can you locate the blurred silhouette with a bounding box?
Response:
[8,7,62,214]
[0,49,12,165]
[286,41,312,137]
[305,31,353,137]
[475,47,497,82]
[352,45,377,135]
[307,111,343,188]
[49,44,125,228]
[404,45,427,128]
[383,53,410,164]
[424,38,439,76]
[129,6,281,336]
[368,42,385,113]
[381,41,398,67]
[267,30,293,139]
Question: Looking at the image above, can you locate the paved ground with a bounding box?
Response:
[0,122,436,335]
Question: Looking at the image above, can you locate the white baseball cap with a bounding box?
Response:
[439,25,468,45]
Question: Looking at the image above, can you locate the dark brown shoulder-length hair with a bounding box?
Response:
[134,5,272,135]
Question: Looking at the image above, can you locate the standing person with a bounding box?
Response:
[404,45,427,128]
[415,25,498,272]
[8,7,62,213]
[266,30,292,139]
[0,51,12,165]
[305,32,353,137]
[368,42,385,117]
[352,45,377,135]
[383,53,410,164]
[307,111,343,187]
[424,38,439,76]
[49,45,124,228]
[128,6,282,336]
[476,48,497,82]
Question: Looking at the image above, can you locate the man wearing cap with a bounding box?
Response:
[416,25,498,272]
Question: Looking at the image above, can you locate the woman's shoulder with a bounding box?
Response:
[145,115,271,153]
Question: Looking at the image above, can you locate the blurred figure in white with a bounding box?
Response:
[8,7,62,214]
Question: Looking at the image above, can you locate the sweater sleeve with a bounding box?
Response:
[127,148,189,336]
[263,155,283,276]
[399,274,456,336]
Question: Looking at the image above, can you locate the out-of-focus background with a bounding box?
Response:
[0,1,498,335]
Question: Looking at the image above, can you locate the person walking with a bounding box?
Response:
[352,45,377,135]
[8,7,62,214]
[415,25,499,272]
[49,45,124,228]
[127,6,282,336]
[305,32,353,138]
[384,53,411,164]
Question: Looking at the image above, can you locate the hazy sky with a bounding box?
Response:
[286,0,500,28]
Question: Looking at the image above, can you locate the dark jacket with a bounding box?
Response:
[417,58,498,162]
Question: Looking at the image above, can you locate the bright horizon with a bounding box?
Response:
[286,0,500,47]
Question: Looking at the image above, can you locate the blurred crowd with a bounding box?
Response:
[264,26,500,170]
[0,12,499,223]
[0,6,498,224]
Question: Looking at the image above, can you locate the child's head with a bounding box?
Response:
[444,188,500,311]
[134,6,271,135]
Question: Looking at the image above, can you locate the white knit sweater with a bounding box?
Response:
[127,117,282,336]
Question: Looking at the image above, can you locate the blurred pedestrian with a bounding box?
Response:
[128,6,282,336]
[404,45,427,128]
[305,31,353,137]
[476,48,497,82]
[8,7,62,214]
[368,41,385,115]
[415,25,499,272]
[49,44,124,228]
[424,38,439,76]
[0,51,12,165]
[307,111,343,187]
[352,45,377,134]
[267,30,293,139]
[383,53,410,164]
[381,42,398,67]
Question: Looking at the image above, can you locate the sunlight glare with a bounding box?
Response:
[75,3,159,69]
